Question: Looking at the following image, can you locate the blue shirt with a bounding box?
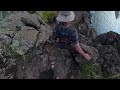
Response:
[52,24,79,49]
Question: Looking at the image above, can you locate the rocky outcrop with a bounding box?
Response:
[93,31,120,78]
[0,41,18,79]
[72,11,97,40]
[96,45,120,78]
[0,11,52,79]
[0,11,120,79]
[93,31,120,54]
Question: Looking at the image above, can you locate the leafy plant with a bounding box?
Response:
[41,11,57,24]
[80,63,102,79]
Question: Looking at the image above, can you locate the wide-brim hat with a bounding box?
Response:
[56,11,75,22]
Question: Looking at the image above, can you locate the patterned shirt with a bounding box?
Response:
[52,24,79,49]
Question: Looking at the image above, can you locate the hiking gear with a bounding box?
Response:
[56,11,75,22]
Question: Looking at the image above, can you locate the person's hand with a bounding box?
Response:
[84,53,92,60]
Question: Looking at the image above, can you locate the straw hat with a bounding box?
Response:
[56,11,75,22]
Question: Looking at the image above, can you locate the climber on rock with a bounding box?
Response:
[49,11,91,61]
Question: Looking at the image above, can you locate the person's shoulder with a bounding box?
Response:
[54,24,60,30]
[69,26,77,33]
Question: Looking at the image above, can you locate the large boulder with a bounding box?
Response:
[0,11,52,79]
[93,31,120,54]
[96,45,120,78]
[71,11,97,40]
[78,33,93,45]
[44,43,82,79]
[11,30,39,55]
[0,41,19,79]
[16,45,51,79]
[0,11,51,56]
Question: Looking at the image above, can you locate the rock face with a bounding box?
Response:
[93,31,120,54]
[93,31,120,78]
[0,11,120,79]
[96,45,120,78]
[0,41,18,79]
[44,43,82,79]
[72,11,97,40]
[0,11,52,79]
[11,30,39,55]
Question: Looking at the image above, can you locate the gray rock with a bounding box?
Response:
[0,29,18,45]
[16,46,51,79]
[76,43,99,63]
[21,26,35,31]
[78,33,93,45]
[45,43,82,79]
[0,12,26,30]
[97,45,120,78]
[0,43,17,79]
[11,30,39,55]
[35,26,52,47]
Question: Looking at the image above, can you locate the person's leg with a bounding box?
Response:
[67,45,82,79]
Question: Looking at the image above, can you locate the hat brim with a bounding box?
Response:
[56,11,74,22]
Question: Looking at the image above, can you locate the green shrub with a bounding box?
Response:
[80,63,102,79]
[41,11,57,24]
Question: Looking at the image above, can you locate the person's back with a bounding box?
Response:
[51,11,91,61]
[53,23,78,49]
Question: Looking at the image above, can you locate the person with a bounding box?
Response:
[50,11,91,61]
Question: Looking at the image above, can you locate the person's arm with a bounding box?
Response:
[74,43,91,60]
[71,29,91,60]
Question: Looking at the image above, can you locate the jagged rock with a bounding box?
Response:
[0,11,51,55]
[71,11,84,28]
[0,34,12,44]
[44,43,82,79]
[0,29,17,45]
[93,31,120,54]
[71,11,97,39]
[0,42,18,79]
[0,12,26,30]
[78,33,93,45]
[0,11,45,31]
[32,13,46,26]
[21,26,35,31]
[11,30,39,55]
[96,45,120,78]
[21,15,40,30]
[35,27,52,47]
[0,11,52,79]
[16,45,51,79]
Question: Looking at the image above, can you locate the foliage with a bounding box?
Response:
[41,11,57,24]
[80,63,103,79]
[0,41,23,59]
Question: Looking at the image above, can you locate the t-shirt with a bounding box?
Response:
[52,24,79,49]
